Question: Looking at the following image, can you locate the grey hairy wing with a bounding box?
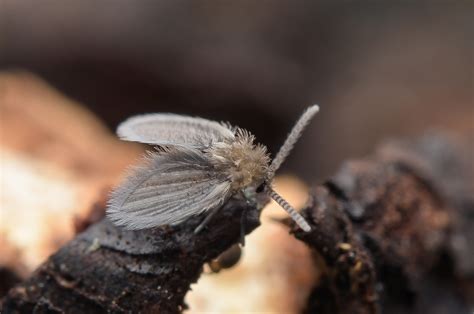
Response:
[107,148,232,230]
[117,113,235,147]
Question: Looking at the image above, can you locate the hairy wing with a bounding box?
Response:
[117,113,235,147]
[107,148,232,230]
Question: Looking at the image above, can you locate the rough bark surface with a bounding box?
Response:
[291,133,473,314]
[2,132,473,313]
[1,200,260,313]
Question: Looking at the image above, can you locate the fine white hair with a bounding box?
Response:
[107,105,320,232]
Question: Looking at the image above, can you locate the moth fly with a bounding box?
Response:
[107,105,320,233]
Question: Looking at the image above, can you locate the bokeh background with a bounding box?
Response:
[1,1,472,312]
[2,1,472,178]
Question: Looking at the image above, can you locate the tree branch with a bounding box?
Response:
[2,133,472,313]
[1,200,260,313]
[290,133,473,314]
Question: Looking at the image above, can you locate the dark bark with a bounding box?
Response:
[1,200,260,313]
[291,133,473,314]
[2,133,472,314]
[0,268,22,299]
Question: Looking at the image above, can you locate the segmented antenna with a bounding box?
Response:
[268,105,319,179]
[267,188,311,232]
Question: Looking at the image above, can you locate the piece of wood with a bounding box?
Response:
[289,133,473,314]
[2,133,472,313]
[1,199,260,313]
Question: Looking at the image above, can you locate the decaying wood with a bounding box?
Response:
[2,132,472,313]
[289,133,473,314]
[1,200,260,313]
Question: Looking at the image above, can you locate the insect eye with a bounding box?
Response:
[256,183,265,193]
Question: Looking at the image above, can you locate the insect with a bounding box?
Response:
[107,105,319,233]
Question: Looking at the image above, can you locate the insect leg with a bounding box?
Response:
[194,205,223,234]
[239,207,247,246]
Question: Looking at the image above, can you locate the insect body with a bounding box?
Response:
[107,105,319,232]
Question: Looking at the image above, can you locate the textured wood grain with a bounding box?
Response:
[1,199,260,313]
[290,133,473,314]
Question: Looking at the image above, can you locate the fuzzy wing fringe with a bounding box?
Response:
[107,147,232,230]
[117,113,235,147]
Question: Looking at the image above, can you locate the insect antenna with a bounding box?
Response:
[268,104,319,179]
[267,187,311,232]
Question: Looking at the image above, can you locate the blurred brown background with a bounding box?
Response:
[2,1,472,181]
[0,2,473,312]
